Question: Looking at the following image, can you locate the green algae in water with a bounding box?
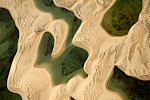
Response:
[36,32,54,64]
[103,0,150,99]
[42,0,53,6]
[0,8,21,100]
[108,67,150,100]
[102,0,142,36]
[51,46,88,84]
[61,46,88,76]
[34,0,82,46]
[35,0,88,85]
[36,32,88,85]
[35,0,150,99]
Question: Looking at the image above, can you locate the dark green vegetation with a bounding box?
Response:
[0,8,21,100]
[35,0,88,85]
[102,0,142,36]
[37,32,54,58]
[108,67,150,100]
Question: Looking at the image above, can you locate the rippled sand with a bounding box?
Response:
[0,0,150,100]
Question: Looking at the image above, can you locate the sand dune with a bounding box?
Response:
[0,0,150,100]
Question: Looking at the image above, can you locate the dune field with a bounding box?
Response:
[0,0,150,100]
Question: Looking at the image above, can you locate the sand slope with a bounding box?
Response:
[0,0,150,100]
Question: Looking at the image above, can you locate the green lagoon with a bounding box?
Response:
[34,0,150,100]
[0,8,21,100]
[34,0,88,85]
[102,0,142,36]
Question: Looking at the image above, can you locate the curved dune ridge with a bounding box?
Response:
[0,0,150,100]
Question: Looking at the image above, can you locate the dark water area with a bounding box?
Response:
[0,8,21,100]
[108,67,150,100]
[102,0,142,36]
[35,0,150,100]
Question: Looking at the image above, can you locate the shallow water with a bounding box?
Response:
[36,31,88,85]
[34,0,88,85]
[34,0,81,45]
[102,0,142,36]
[34,0,150,99]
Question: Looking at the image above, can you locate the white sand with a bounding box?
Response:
[0,0,150,100]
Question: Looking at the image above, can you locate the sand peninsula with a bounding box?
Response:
[0,0,150,100]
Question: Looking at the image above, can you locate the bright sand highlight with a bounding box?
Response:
[0,0,150,100]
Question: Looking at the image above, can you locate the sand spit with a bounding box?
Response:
[0,0,149,100]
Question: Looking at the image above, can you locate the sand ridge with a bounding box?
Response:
[0,0,70,100]
[0,0,150,100]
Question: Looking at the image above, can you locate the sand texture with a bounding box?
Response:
[0,0,150,100]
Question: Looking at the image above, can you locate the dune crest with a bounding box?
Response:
[0,0,150,100]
